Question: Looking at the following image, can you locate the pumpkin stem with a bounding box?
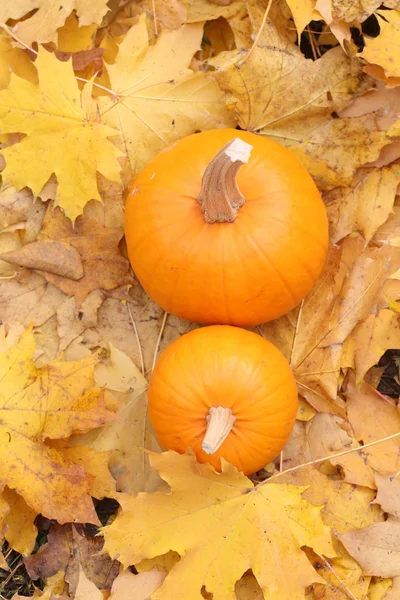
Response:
[202,406,236,454]
[198,138,253,223]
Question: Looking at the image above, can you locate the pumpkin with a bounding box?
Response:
[125,128,328,327]
[148,325,298,475]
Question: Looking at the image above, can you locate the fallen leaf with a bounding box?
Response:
[24,523,118,594]
[0,49,122,221]
[24,524,72,581]
[109,568,166,600]
[282,413,353,470]
[76,344,163,494]
[39,207,132,307]
[75,567,104,600]
[340,518,400,578]
[361,10,400,78]
[212,38,365,141]
[0,32,37,90]
[373,473,400,519]
[0,0,109,46]
[2,487,37,556]
[341,309,400,382]
[65,526,119,596]
[346,376,400,476]
[0,240,84,279]
[0,187,47,244]
[57,12,98,53]
[384,577,400,599]
[292,116,389,186]
[286,0,321,37]
[99,14,234,183]
[0,327,116,523]
[327,165,400,244]
[104,451,335,600]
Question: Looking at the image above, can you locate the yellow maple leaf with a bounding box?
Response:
[0,48,123,222]
[0,327,116,523]
[99,14,234,183]
[211,12,365,141]
[0,1,109,46]
[104,451,335,600]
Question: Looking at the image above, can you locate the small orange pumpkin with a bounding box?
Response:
[125,128,328,326]
[148,325,298,475]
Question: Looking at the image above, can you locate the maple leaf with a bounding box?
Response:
[104,451,335,600]
[38,206,132,307]
[361,10,400,78]
[2,487,37,555]
[0,48,123,221]
[0,1,109,46]
[0,328,116,523]
[211,10,366,140]
[98,14,234,183]
[0,32,37,90]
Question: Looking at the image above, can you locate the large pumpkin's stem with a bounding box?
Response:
[198,138,253,224]
[202,406,236,454]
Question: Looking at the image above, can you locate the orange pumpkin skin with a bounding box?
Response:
[125,128,328,327]
[148,325,298,475]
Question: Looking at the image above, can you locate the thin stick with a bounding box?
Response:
[152,0,158,36]
[320,557,358,600]
[0,272,18,280]
[127,302,145,376]
[279,450,283,472]
[151,311,168,372]
[266,430,400,483]
[0,24,38,55]
[237,0,273,68]
[306,27,318,61]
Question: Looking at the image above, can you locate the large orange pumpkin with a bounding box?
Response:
[148,325,298,475]
[125,129,328,326]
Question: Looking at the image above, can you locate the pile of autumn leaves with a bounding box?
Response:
[0,0,400,598]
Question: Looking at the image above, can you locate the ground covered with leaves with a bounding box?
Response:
[0,0,400,598]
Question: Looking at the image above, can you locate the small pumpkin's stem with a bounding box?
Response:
[202,406,236,454]
[198,138,253,224]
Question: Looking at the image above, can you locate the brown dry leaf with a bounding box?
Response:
[65,526,119,596]
[24,524,72,582]
[340,518,400,578]
[39,206,132,307]
[346,376,400,476]
[25,523,119,594]
[373,473,400,519]
[0,327,117,523]
[361,10,400,78]
[0,240,84,279]
[109,568,166,600]
[2,487,37,556]
[56,291,105,353]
